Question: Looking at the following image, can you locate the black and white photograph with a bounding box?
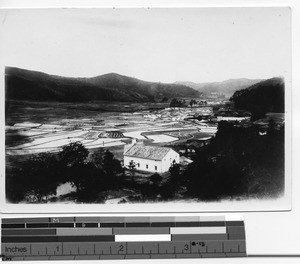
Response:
[1,7,291,209]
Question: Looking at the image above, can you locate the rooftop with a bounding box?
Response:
[124,144,172,160]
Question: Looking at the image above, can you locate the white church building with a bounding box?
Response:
[123,143,180,173]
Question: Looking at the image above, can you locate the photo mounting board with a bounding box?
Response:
[0,0,299,260]
[1,1,292,237]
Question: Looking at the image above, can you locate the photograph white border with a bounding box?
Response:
[0,0,293,214]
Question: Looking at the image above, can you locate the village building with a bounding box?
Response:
[123,143,180,173]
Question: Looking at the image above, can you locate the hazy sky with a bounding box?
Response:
[0,8,291,83]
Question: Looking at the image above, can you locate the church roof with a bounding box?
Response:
[124,144,173,161]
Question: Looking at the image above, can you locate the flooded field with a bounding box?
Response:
[6,100,217,156]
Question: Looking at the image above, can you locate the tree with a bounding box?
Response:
[169,162,180,184]
[12,153,60,202]
[6,166,29,203]
[170,98,180,107]
[90,148,105,169]
[170,98,186,108]
[59,141,89,167]
[161,96,168,102]
[57,142,90,191]
[160,162,181,199]
[128,160,136,178]
[189,99,197,108]
[102,150,123,176]
[150,173,162,185]
[72,161,107,202]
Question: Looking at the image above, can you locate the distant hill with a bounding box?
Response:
[5,67,199,103]
[176,78,262,97]
[230,77,284,120]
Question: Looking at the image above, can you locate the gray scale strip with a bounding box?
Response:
[1,217,246,260]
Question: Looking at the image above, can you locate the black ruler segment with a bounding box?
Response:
[175,222,199,227]
[49,223,74,228]
[126,222,150,227]
[2,229,56,236]
[151,222,175,227]
[199,221,225,227]
[75,223,98,228]
[226,221,244,226]
[2,224,25,229]
[100,223,125,228]
[1,216,247,260]
[26,223,49,229]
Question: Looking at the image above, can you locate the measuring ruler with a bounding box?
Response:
[1,216,246,260]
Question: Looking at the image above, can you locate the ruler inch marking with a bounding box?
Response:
[1,216,246,260]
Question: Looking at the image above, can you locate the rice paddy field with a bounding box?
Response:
[6,100,217,156]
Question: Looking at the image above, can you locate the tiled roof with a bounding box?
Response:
[124,144,172,160]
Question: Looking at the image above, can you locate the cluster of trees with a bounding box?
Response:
[170,98,201,108]
[230,77,284,120]
[183,120,284,199]
[189,99,197,107]
[6,142,123,203]
[6,141,184,204]
[170,98,187,107]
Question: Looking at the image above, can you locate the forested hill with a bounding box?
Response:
[230,77,284,120]
[5,67,199,103]
[176,78,262,97]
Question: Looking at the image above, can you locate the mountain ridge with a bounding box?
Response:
[176,78,263,97]
[5,67,200,103]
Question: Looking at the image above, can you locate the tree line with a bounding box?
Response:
[6,142,182,203]
[6,143,123,203]
[169,98,205,108]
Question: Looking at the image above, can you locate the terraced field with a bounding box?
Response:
[6,100,217,156]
